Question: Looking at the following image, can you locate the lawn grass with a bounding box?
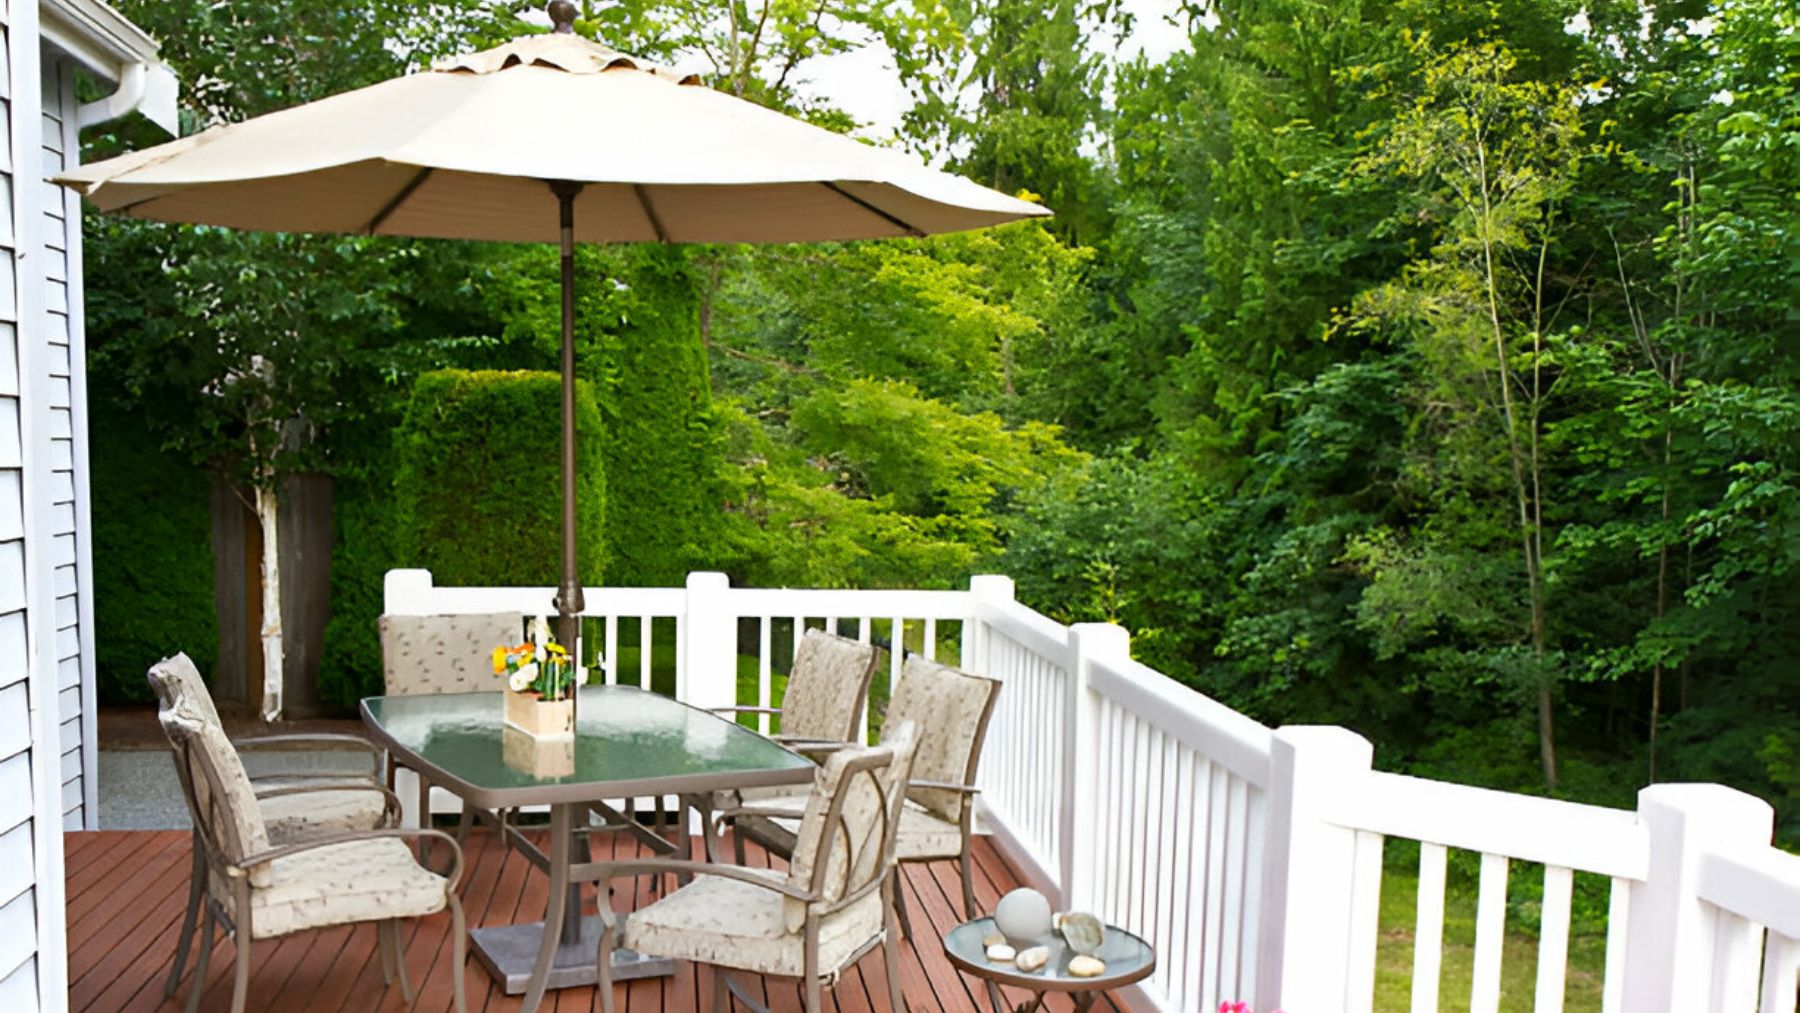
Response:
[1373,867,1609,1012]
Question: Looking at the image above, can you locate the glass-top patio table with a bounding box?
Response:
[360,685,817,1012]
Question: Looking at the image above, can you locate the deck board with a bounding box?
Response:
[66,828,1028,1012]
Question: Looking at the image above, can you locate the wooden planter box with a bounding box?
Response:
[504,690,574,740]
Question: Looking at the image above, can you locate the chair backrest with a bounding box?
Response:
[156,686,274,887]
[885,654,1000,826]
[379,611,523,696]
[782,721,918,933]
[145,652,223,729]
[779,628,882,743]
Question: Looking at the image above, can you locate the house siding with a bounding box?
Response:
[0,0,86,1004]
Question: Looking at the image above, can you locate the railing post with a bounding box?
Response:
[1620,783,1774,1012]
[1254,725,1374,1012]
[681,571,735,711]
[1065,622,1128,912]
[383,568,435,616]
[962,574,1014,676]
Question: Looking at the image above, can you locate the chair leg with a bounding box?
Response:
[883,906,908,1013]
[894,873,915,940]
[733,824,747,865]
[377,915,397,985]
[230,923,253,1013]
[803,923,822,1013]
[389,920,415,1003]
[960,848,978,917]
[164,835,204,998]
[596,918,618,1013]
[184,907,215,1013]
[448,894,469,1013]
[712,967,730,1013]
[455,802,475,847]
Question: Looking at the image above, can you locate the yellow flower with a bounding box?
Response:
[492,645,507,675]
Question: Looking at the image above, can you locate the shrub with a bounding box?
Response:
[89,422,218,704]
[593,247,722,585]
[393,369,606,588]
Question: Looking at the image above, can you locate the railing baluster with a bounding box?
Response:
[1470,852,1510,1013]
[638,614,652,689]
[1344,829,1385,1013]
[603,615,618,685]
[1601,877,1629,1013]
[1760,933,1800,1013]
[1535,865,1573,1013]
[1411,842,1448,1013]
[757,616,772,735]
[1201,759,1224,1005]
[923,616,937,660]
[1222,775,1253,1001]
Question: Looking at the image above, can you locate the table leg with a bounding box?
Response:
[520,802,573,1013]
[1070,992,1099,1012]
[983,981,1050,1013]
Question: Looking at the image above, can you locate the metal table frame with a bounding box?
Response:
[360,687,817,1013]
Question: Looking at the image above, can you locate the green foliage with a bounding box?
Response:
[393,370,606,587]
[88,424,217,704]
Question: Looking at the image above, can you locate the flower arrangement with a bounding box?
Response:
[493,616,581,702]
[495,616,588,739]
[1219,1003,1286,1013]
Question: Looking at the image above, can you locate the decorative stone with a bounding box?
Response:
[984,943,1016,963]
[1067,955,1106,978]
[1014,946,1049,973]
[993,888,1054,944]
[981,932,1006,948]
[1056,911,1105,955]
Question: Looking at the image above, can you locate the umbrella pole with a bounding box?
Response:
[550,179,587,950]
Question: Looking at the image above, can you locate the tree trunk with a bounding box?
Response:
[255,484,284,721]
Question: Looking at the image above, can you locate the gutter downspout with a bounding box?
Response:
[76,59,178,134]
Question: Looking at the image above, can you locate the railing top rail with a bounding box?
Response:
[976,597,1073,666]
[1699,844,1800,939]
[1089,654,1274,788]
[722,586,973,620]
[1319,768,1652,880]
[383,580,687,617]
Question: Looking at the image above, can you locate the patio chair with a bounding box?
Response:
[594,723,919,1013]
[159,691,468,1013]
[147,653,399,1000]
[379,610,523,835]
[719,653,1000,935]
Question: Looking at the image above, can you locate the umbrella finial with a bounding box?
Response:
[547,0,577,34]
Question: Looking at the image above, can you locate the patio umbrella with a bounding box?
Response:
[57,1,1050,712]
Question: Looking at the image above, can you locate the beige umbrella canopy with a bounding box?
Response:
[56,3,1047,727]
[55,27,1046,242]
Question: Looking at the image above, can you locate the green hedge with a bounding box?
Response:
[394,369,606,588]
[90,422,217,704]
[593,247,722,585]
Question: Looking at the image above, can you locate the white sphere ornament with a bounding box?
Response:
[993,888,1054,944]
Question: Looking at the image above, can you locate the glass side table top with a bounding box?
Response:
[361,685,816,808]
[942,916,1156,992]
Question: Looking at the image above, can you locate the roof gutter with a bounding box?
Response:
[41,0,179,135]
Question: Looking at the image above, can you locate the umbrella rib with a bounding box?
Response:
[632,184,669,243]
[364,167,435,234]
[821,182,924,238]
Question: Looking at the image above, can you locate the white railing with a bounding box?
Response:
[383,569,1800,1013]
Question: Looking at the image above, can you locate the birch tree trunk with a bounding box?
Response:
[255,483,284,720]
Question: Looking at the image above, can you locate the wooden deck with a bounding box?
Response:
[65,826,1054,1012]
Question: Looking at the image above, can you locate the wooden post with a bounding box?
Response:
[1065,622,1128,912]
[1255,725,1374,1012]
[682,572,735,713]
[1620,783,1773,1012]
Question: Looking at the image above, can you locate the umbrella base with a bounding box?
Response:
[472,916,675,994]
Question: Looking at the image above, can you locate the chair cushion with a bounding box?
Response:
[259,788,389,844]
[380,612,522,696]
[620,867,884,979]
[246,837,447,939]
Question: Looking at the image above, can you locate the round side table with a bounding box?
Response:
[942,916,1156,1013]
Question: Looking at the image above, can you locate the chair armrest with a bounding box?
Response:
[589,858,815,904]
[252,782,404,828]
[231,827,465,890]
[910,779,980,795]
